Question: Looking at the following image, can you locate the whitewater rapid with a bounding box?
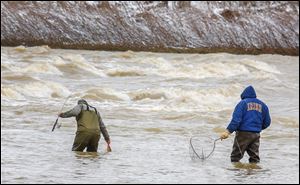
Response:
[1,46,299,183]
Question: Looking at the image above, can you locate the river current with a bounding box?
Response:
[1,46,299,183]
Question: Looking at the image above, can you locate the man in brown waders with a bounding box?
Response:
[59,99,111,152]
[220,85,271,163]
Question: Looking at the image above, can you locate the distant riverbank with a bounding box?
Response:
[1,1,299,55]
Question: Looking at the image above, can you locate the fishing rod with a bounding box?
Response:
[51,95,71,132]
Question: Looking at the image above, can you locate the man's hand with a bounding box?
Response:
[58,113,63,117]
[106,139,112,152]
[220,130,231,140]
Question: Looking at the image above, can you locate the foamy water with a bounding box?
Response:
[1,46,299,183]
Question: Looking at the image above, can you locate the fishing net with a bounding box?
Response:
[189,136,220,161]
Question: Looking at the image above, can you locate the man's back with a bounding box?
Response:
[77,110,100,133]
[227,86,271,133]
[239,97,270,132]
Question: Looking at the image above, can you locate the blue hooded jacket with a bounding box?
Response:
[226,86,271,133]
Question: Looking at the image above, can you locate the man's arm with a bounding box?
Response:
[220,101,245,140]
[59,104,82,118]
[262,105,271,129]
[226,101,245,133]
[97,112,110,142]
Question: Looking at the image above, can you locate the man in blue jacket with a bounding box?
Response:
[220,85,271,163]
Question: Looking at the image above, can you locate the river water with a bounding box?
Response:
[1,46,299,183]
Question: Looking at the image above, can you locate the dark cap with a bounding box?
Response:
[77,99,88,105]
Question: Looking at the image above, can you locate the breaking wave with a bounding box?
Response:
[1,81,71,99]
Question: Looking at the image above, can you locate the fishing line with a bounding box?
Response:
[234,136,243,158]
[51,94,72,131]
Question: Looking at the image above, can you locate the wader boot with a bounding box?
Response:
[72,110,100,152]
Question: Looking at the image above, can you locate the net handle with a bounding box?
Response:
[204,137,221,159]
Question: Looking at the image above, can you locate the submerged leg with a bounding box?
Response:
[246,134,260,163]
[87,134,100,152]
[72,132,90,152]
[231,132,248,162]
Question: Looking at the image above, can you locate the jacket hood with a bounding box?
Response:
[241,86,256,99]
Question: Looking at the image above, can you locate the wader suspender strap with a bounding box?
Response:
[82,103,98,115]
[89,105,98,115]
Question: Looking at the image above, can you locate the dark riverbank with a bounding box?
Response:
[1,1,299,55]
